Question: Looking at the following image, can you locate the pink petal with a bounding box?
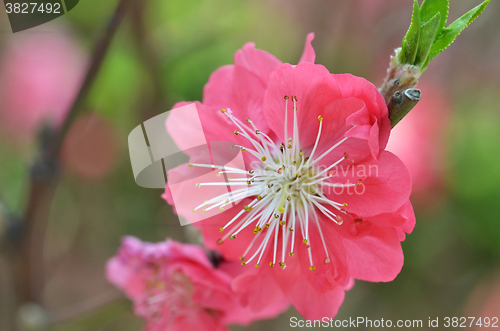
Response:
[299,33,316,64]
[330,150,412,217]
[233,42,282,84]
[273,257,346,320]
[263,62,341,148]
[334,73,390,151]
[342,225,404,282]
[297,219,350,291]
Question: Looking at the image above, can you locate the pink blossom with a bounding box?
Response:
[163,34,414,319]
[61,113,119,179]
[0,29,85,144]
[106,237,288,331]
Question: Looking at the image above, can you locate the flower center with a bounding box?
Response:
[190,96,359,270]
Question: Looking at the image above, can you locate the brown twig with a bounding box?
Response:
[18,0,133,306]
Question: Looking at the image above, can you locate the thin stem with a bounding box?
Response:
[19,0,133,304]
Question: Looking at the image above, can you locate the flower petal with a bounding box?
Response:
[263,62,341,148]
[273,257,346,320]
[328,150,412,217]
[299,32,316,64]
[342,225,404,282]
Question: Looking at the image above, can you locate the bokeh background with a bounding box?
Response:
[0,0,499,330]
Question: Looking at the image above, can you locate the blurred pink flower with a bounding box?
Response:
[106,236,288,331]
[465,274,500,331]
[0,29,85,144]
[61,113,119,179]
[386,83,451,196]
[163,34,414,319]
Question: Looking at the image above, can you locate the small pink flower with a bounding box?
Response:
[106,237,288,331]
[0,29,85,144]
[164,34,414,318]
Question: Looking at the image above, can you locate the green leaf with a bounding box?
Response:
[426,0,490,65]
[414,12,441,67]
[420,0,449,30]
[401,0,421,64]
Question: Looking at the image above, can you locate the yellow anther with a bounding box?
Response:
[279,220,286,226]
[286,196,291,201]
[325,258,330,264]
[254,226,262,234]
[299,151,304,157]
[261,156,267,161]
[219,227,224,232]
[284,95,289,100]
[309,265,316,271]
[292,96,298,101]
[220,207,224,211]
[279,262,285,268]
[255,130,260,134]
[216,173,221,177]
[269,262,275,267]
[318,115,323,121]
[255,264,260,267]
[288,228,294,232]
[226,178,231,182]
[249,170,254,174]
[221,109,226,113]
[288,138,293,142]
[265,223,270,228]
[243,206,250,211]
[188,163,193,167]
[246,118,251,123]
[225,199,230,203]
[234,130,238,135]
[342,203,348,207]
[192,209,197,213]
[241,262,246,266]
[295,174,300,178]
[240,256,245,261]
[229,235,237,239]
[247,181,251,185]
[344,152,349,159]
[274,214,280,218]
[202,209,206,213]
[195,183,201,188]
[287,144,292,149]
[289,252,294,257]
[303,239,308,244]
[257,195,262,200]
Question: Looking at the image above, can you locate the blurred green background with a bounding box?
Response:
[0,0,499,330]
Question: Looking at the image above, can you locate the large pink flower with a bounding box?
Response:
[106,237,288,331]
[164,33,414,319]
